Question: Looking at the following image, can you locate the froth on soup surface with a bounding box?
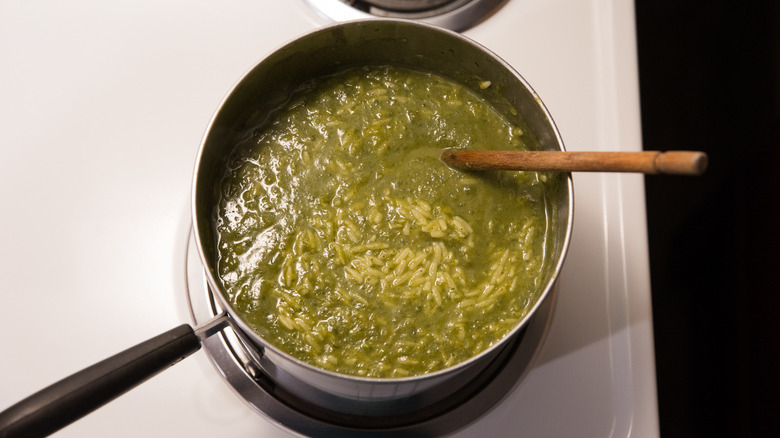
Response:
[214,65,560,378]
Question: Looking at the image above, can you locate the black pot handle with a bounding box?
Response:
[0,324,201,438]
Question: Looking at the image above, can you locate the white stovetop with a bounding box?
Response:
[0,1,658,436]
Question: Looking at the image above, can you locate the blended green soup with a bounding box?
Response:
[214,66,558,378]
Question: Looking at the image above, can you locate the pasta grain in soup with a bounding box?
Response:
[213,66,560,378]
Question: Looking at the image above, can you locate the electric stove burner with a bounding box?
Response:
[185,229,555,436]
[360,0,458,12]
[304,0,506,31]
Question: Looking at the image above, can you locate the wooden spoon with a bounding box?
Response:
[440,149,708,175]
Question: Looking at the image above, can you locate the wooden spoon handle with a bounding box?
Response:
[440,149,708,175]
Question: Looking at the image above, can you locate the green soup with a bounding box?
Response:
[214,65,559,378]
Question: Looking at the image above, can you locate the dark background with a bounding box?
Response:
[635,0,780,436]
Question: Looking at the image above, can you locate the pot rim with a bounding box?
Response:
[191,18,575,384]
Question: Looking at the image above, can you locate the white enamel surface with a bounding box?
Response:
[0,1,657,437]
